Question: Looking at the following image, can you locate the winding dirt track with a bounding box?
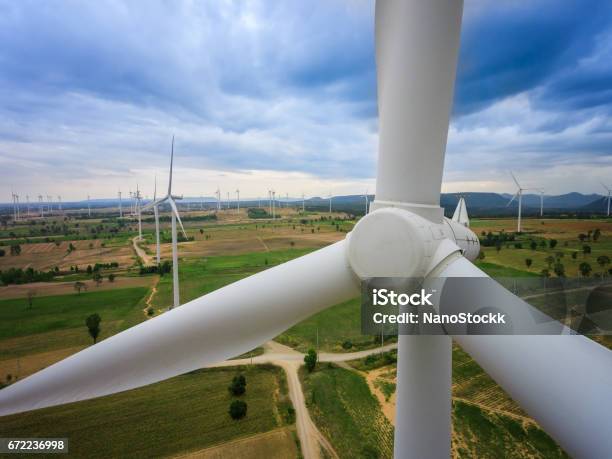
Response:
[132,236,153,265]
[210,342,397,459]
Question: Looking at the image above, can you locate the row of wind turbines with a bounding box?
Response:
[506,172,612,232]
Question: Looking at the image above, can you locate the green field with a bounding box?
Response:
[0,287,147,360]
[300,364,395,459]
[452,401,567,459]
[151,248,316,309]
[0,365,294,458]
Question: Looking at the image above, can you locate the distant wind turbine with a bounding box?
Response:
[507,172,526,232]
[236,189,240,213]
[141,137,187,309]
[118,190,123,218]
[601,182,611,217]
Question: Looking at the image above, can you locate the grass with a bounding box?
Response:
[0,287,148,360]
[0,287,147,341]
[0,365,293,459]
[151,248,316,309]
[300,364,394,459]
[452,401,568,459]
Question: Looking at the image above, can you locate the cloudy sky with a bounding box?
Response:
[1,0,611,201]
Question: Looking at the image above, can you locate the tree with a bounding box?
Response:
[525,258,532,269]
[10,244,21,256]
[304,348,317,373]
[545,256,555,268]
[93,271,103,286]
[108,273,116,282]
[578,233,587,243]
[229,400,247,420]
[26,289,36,309]
[583,245,591,256]
[579,262,592,277]
[549,239,557,249]
[74,281,87,295]
[540,269,550,278]
[593,228,601,242]
[228,374,247,396]
[0,248,5,257]
[571,252,578,260]
[530,241,537,251]
[597,255,610,269]
[86,313,101,344]
[86,265,93,275]
[553,262,565,278]
[478,250,485,260]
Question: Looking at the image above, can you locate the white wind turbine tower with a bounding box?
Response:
[141,137,187,309]
[601,182,611,216]
[57,196,62,214]
[215,188,221,211]
[271,190,276,219]
[135,184,142,240]
[302,193,305,212]
[364,189,369,215]
[38,195,44,218]
[26,195,30,217]
[46,195,52,214]
[118,190,123,218]
[226,191,229,209]
[507,172,526,232]
[537,189,545,217]
[11,192,18,222]
[328,191,332,214]
[236,189,240,213]
[87,195,91,217]
[268,190,272,215]
[2,3,612,459]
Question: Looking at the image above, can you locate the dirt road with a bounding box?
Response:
[132,236,153,265]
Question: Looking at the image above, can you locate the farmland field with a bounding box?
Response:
[0,365,296,459]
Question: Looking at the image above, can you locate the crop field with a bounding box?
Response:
[0,287,148,380]
[300,364,395,459]
[0,365,295,459]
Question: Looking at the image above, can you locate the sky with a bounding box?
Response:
[1,0,612,201]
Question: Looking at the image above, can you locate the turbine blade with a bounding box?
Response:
[0,241,358,416]
[506,191,519,207]
[168,136,174,196]
[435,255,612,458]
[510,171,520,188]
[168,198,187,239]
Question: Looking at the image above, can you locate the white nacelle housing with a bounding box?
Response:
[346,208,480,280]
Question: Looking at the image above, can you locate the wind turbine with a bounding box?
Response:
[302,193,305,213]
[2,3,611,459]
[364,190,369,215]
[135,184,142,240]
[87,195,91,217]
[601,182,611,216]
[26,195,30,217]
[57,196,62,214]
[537,189,545,217]
[271,190,276,219]
[46,195,52,215]
[328,191,332,214]
[236,189,240,213]
[118,190,123,218]
[38,195,44,218]
[141,137,187,309]
[507,172,526,232]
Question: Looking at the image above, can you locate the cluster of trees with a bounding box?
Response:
[139,261,172,275]
[228,374,248,420]
[479,231,515,248]
[247,208,272,219]
[0,267,55,285]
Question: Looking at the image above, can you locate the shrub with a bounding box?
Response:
[342,340,353,350]
[304,349,317,372]
[229,400,247,420]
[228,374,247,396]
